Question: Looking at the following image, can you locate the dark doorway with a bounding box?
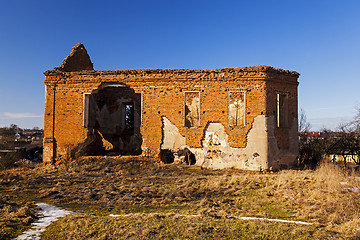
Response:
[84,86,142,155]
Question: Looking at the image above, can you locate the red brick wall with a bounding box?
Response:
[265,73,299,150]
[43,67,299,165]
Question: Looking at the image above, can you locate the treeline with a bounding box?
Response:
[0,124,43,170]
[0,124,20,149]
[298,108,360,169]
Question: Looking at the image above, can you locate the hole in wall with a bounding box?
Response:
[160,149,174,164]
[185,152,196,165]
[176,148,196,165]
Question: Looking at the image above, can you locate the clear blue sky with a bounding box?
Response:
[0,0,359,130]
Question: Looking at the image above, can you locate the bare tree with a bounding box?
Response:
[351,107,360,132]
[349,108,360,166]
[298,108,311,133]
[332,113,360,167]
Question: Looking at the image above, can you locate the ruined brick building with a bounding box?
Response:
[43,43,300,170]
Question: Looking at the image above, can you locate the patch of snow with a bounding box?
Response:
[178,214,200,217]
[228,216,313,225]
[109,213,312,225]
[344,188,359,193]
[340,181,359,192]
[349,176,360,181]
[109,214,130,217]
[16,203,73,240]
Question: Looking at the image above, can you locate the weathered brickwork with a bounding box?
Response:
[43,43,299,170]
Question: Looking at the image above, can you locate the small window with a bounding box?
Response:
[83,93,96,128]
[229,91,245,127]
[83,93,90,127]
[184,92,200,128]
[125,104,134,130]
[277,93,288,128]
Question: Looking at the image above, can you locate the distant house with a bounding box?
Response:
[326,137,359,166]
[4,130,44,162]
[15,132,26,141]
[31,132,44,142]
[326,154,358,165]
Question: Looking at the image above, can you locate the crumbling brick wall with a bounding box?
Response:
[43,43,299,170]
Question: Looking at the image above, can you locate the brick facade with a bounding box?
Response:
[43,43,299,170]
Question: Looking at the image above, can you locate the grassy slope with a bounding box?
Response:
[0,156,359,239]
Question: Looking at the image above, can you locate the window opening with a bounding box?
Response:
[184,91,200,128]
[83,93,90,127]
[277,93,288,128]
[229,91,245,127]
[125,104,134,130]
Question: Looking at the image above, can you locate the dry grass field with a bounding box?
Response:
[0,156,359,239]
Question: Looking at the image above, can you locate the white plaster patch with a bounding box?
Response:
[203,132,226,147]
[202,123,228,148]
[160,115,298,171]
[161,117,186,150]
[16,203,73,240]
[192,117,270,170]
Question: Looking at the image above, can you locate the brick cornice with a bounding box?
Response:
[44,66,299,85]
[44,65,299,76]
